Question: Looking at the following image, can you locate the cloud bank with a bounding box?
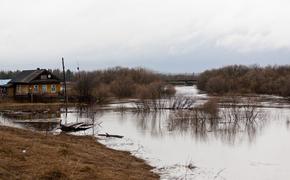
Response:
[0,0,290,72]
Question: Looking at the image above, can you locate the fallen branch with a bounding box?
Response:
[60,122,93,132]
[98,133,124,138]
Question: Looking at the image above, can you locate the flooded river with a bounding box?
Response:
[1,86,290,179]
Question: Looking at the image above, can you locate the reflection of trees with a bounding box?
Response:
[168,109,213,142]
[286,119,290,130]
[74,97,267,144]
[134,96,196,111]
[134,97,267,144]
[134,111,166,137]
[1,108,61,131]
[76,105,104,120]
[168,97,267,144]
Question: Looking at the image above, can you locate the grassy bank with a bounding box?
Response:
[0,102,65,111]
[0,126,159,180]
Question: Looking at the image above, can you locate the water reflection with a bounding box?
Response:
[1,85,290,180]
[286,119,290,130]
[0,97,269,145]
[131,100,268,145]
[135,112,166,137]
[0,109,61,131]
[1,109,61,120]
[58,103,290,180]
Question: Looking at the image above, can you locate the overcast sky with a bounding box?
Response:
[1,0,290,73]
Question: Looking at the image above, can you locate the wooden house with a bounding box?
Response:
[7,69,61,98]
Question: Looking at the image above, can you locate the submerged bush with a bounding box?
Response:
[201,98,219,119]
[168,97,266,143]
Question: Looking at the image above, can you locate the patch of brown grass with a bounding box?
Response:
[0,126,158,180]
[0,102,63,111]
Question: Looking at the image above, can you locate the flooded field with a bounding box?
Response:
[1,86,290,179]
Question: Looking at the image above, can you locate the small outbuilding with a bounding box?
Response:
[0,79,11,96]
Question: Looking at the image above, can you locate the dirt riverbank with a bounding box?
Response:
[0,126,159,180]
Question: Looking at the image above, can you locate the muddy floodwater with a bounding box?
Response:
[1,86,290,180]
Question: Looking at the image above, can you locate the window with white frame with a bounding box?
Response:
[34,85,38,93]
[51,84,56,93]
[42,84,47,93]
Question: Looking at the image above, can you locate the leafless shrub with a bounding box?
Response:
[163,84,176,97]
[94,83,111,103]
[134,99,167,112]
[220,96,265,125]
[72,67,175,102]
[134,100,151,112]
[110,76,136,98]
[202,98,219,117]
[74,72,96,102]
[197,64,290,97]
[134,96,196,112]
[168,99,220,134]
[169,96,196,110]
[135,85,152,100]
[168,96,266,143]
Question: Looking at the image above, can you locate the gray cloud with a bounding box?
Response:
[0,0,290,72]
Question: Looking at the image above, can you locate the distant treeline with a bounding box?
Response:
[0,71,20,79]
[197,65,290,97]
[0,68,194,83]
[72,67,176,102]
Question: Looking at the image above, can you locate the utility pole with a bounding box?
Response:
[62,57,68,117]
[77,61,80,79]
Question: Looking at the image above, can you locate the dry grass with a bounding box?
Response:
[0,102,63,111]
[0,126,158,180]
[0,102,83,112]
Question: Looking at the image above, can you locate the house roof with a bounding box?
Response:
[0,79,11,86]
[10,69,60,84]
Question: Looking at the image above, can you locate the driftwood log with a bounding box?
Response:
[98,133,124,138]
[60,122,93,132]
